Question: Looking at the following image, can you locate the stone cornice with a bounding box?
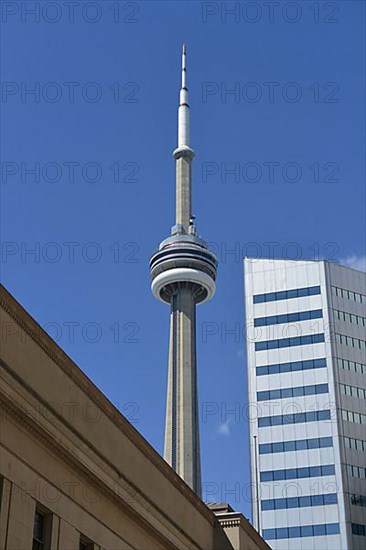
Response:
[216,512,271,549]
[217,518,241,528]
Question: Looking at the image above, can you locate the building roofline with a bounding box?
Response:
[243,257,366,275]
[243,256,322,263]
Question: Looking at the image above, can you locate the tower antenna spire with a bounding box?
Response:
[178,43,190,149]
[181,43,187,88]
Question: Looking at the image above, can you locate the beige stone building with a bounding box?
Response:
[0,285,269,550]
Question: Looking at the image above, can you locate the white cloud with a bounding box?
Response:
[217,420,231,437]
[340,255,366,273]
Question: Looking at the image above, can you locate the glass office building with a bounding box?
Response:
[244,259,366,549]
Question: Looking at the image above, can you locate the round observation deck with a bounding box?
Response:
[150,234,217,305]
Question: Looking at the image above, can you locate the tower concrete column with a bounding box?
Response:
[164,285,201,495]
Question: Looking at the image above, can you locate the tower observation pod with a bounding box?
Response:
[149,45,217,496]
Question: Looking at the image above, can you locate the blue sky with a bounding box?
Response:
[1,1,365,518]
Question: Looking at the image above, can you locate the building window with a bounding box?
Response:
[331,286,366,304]
[257,383,328,401]
[256,357,326,376]
[337,357,365,375]
[342,410,366,425]
[260,464,335,482]
[79,535,94,550]
[254,309,322,327]
[344,436,366,452]
[261,493,337,511]
[340,383,366,400]
[352,523,366,537]
[253,285,321,304]
[333,309,366,327]
[258,409,331,428]
[32,508,53,550]
[335,333,366,350]
[263,523,340,540]
[346,464,366,479]
[350,494,366,508]
[255,333,325,351]
[32,511,45,550]
[259,436,333,455]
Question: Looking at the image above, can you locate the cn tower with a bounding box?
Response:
[150,45,217,496]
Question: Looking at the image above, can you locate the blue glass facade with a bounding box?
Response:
[261,493,337,511]
[257,383,328,401]
[256,357,327,376]
[254,309,322,327]
[259,436,333,454]
[258,409,331,428]
[255,333,325,351]
[263,523,340,540]
[253,285,321,304]
[260,464,335,482]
